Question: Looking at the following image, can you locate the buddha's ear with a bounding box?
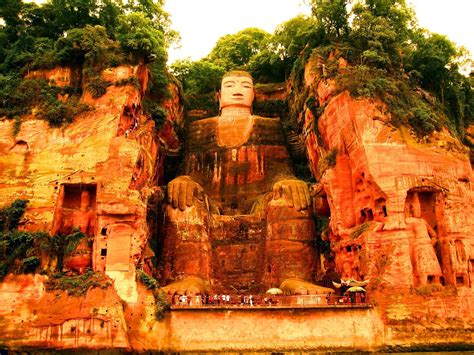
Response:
[216,91,221,109]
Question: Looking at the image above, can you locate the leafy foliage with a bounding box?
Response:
[171,59,224,95]
[142,98,168,130]
[0,199,28,232]
[0,198,89,279]
[137,269,159,289]
[0,76,89,127]
[115,76,140,89]
[0,0,173,132]
[45,269,112,296]
[49,228,87,272]
[42,99,91,127]
[154,290,170,320]
[86,76,109,99]
[207,28,271,70]
[116,12,167,64]
[310,0,350,41]
[0,229,50,279]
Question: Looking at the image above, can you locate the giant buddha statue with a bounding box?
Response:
[160,71,317,293]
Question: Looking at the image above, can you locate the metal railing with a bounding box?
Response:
[169,294,370,308]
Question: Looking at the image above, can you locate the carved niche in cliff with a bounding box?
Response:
[404,188,444,286]
[157,71,319,293]
[52,183,96,273]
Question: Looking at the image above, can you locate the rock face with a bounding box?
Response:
[0,65,183,304]
[297,53,474,338]
[0,274,129,350]
[0,57,474,352]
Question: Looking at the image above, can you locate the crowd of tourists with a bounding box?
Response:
[169,292,368,308]
[172,293,258,307]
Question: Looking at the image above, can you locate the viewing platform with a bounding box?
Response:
[169,294,372,310]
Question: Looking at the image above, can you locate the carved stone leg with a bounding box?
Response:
[263,199,317,288]
[162,199,211,285]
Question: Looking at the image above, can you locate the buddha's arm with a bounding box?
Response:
[166,119,217,211]
[253,117,312,211]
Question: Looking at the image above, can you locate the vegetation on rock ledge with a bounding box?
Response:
[0,0,176,130]
[45,269,112,296]
[0,199,92,281]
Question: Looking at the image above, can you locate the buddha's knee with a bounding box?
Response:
[265,199,317,283]
[265,240,316,281]
[266,198,315,239]
[171,242,211,280]
[162,201,211,281]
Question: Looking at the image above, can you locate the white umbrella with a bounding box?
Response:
[265,287,283,295]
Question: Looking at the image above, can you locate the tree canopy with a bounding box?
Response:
[0,0,176,129]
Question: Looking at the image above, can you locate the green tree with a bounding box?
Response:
[122,0,179,48]
[408,33,458,99]
[116,12,167,64]
[273,15,320,63]
[55,27,86,67]
[81,25,120,68]
[247,49,286,83]
[171,58,224,95]
[349,0,414,70]
[309,0,350,41]
[207,28,270,70]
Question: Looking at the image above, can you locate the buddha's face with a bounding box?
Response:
[219,75,255,109]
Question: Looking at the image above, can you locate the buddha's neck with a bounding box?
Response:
[220,106,251,118]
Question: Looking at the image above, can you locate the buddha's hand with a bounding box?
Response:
[272,179,311,211]
[167,176,204,211]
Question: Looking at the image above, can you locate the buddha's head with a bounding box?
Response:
[219,70,255,110]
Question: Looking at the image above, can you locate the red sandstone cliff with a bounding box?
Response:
[0,55,473,351]
[0,65,183,350]
[297,53,474,343]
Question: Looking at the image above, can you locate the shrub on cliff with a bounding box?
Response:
[0,230,50,280]
[42,99,90,127]
[137,269,159,289]
[0,76,90,127]
[0,200,89,280]
[154,291,171,321]
[280,0,472,139]
[45,269,112,296]
[0,199,28,232]
[86,76,109,99]
[0,0,175,132]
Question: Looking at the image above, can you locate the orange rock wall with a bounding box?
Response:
[0,275,129,350]
[0,65,183,302]
[300,52,474,306]
[127,306,385,352]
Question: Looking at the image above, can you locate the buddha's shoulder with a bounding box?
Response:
[189,116,218,128]
[187,117,218,146]
[249,116,285,144]
[252,115,282,131]
[253,115,281,123]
